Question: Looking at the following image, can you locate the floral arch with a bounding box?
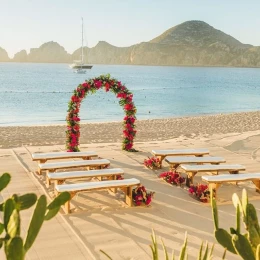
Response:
[66,74,137,152]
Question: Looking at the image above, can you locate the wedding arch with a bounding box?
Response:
[66,74,137,152]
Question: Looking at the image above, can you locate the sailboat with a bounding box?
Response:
[70,18,93,73]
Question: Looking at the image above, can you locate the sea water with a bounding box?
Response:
[0,63,260,126]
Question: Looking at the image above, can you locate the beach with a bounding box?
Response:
[1,111,260,259]
[1,111,260,148]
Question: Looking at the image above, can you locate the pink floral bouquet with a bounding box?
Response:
[159,171,186,186]
[188,184,215,203]
[143,157,160,169]
[132,185,154,206]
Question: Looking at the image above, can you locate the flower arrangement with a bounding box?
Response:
[132,186,154,206]
[116,175,124,180]
[159,171,186,186]
[188,184,215,203]
[143,157,160,169]
[66,74,137,152]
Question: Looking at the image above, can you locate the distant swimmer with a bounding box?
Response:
[149,111,151,113]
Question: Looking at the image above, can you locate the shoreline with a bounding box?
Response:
[1,110,259,128]
[1,110,260,148]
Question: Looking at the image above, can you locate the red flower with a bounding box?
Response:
[82,82,88,87]
[124,104,134,111]
[94,80,102,88]
[125,143,133,150]
[105,82,110,92]
[145,196,152,205]
[117,93,127,99]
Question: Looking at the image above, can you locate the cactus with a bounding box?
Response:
[0,172,70,260]
[211,188,260,259]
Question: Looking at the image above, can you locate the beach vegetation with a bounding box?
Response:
[0,172,70,260]
[101,188,260,259]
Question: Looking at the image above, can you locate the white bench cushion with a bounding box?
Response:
[32,151,97,161]
[180,164,245,172]
[165,156,225,164]
[39,159,110,170]
[47,168,124,180]
[202,173,260,183]
[55,178,140,192]
[152,148,209,156]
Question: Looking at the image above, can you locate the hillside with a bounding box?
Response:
[0,47,10,61]
[2,20,260,67]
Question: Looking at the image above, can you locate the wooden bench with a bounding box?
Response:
[152,148,210,168]
[179,164,246,184]
[39,159,110,176]
[55,178,140,213]
[202,173,260,197]
[46,168,124,188]
[165,156,226,171]
[32,151,98,174]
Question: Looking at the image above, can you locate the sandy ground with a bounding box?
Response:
[1,111,260,148]
[1,112,260,259]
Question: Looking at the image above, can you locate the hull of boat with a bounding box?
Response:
[70,64,93,69]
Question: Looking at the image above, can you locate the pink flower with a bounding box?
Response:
[94,80,102,88]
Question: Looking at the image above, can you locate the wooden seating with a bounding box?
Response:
[39,159,110,175]
[55,178,140,213]
[152,148,210,168]
[165,156,226,171]
[46,168,124,188]
[179,164,246,184]
[202,173,260,197]
[32,151,98,174]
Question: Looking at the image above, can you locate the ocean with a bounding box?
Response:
[1,62,260,126]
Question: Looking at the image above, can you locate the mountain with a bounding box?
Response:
[4,20,260,67]
[13,50,28,62]
[27,42,71,63]
[0,47,10,61]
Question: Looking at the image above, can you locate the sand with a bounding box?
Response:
[1,111,260,148]
[1,111,260,259]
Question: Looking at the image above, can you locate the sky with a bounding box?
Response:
[1,0,260,58]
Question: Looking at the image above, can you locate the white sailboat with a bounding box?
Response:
[70,18,93,73]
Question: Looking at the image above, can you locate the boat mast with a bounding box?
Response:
[81,17,84,66]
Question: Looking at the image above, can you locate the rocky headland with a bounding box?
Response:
[1,20,260,67]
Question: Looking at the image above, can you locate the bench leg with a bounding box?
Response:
[108,175,117,193]
[186,171,196,186]
[170,163,179,172]
[46,170,51,188]
[158,156,165,168]
[37,159,47,175]
[125,186,133,206]
[252,180,260,193]
[64,192,76,214]
[65,200,70,214]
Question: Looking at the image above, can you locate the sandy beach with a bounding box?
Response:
[1,111,260,259]
[1,111,260,148]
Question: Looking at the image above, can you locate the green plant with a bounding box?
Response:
[211,188,260,260]
[0,172,70,260]
[101,229,219,260]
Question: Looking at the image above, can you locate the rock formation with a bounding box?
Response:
[5,20,260,67]
[27,41,71,63]
[13,50,28,62]
[0,47,10,62]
